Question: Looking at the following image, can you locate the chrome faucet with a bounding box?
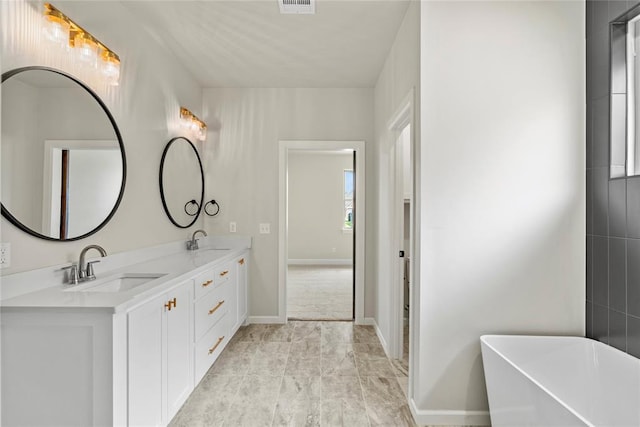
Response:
[187,229,207,250]
[78,244,107,281]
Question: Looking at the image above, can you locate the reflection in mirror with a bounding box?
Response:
[159,137,204,228]
[1,67,126,241]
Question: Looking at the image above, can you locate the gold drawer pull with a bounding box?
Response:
[208,300,225,315]
[164,298,176,311]
[219,270,229,277]
[202,279,213,287]
[238,258,245,265]
[208,336,225,355]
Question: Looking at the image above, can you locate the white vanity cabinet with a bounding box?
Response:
[128,279,193,426]
[0,247,250,427]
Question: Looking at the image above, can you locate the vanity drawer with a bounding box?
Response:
[194,313,229,383]
[194,280,230,340]
[193,262,233,300]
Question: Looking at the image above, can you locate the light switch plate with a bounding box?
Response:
[0,243,11,268]
[230,222,237,233]
[259,223,271,234]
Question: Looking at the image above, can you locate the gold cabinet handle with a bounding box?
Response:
[208,336,225,354]
[202,279,213,288]
[208,300,225,315]
[164,298,176,311]
[238,258,245,265]
[219,270,229,277]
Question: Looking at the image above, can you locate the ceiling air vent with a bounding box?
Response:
[279,0,315,14]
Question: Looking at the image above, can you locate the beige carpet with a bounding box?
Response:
[287,265,353,320]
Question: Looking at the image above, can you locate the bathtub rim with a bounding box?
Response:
[480,334,599,427]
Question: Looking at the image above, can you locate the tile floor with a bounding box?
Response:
[287,266,353,320]
[169,321,416,427]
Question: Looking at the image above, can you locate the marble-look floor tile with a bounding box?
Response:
[353,325,378,343]
[248,353,289,376]
[320,398,369,427]
[233,324,268,342]
[353,342,386,359]
[290,340,322,358]
[321,342,354,358]
[321,376,363,400]
[292,322,322,341]
[174,321,419,427]
[225,375,282,426]
[321,353,358,377]
[273,399,321,427]
[285,356,322,376]
[279,375,322,401]
[390,358,409,377]
[169,374,242,427]
[263,324,296,342]
[396,376,408,398]
[209,351,253,376]
[356,357,396,378]
[360,376,413,426]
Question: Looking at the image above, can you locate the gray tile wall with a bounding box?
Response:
[587,0,640,357]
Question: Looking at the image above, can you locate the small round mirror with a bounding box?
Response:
[1,67,126,241]
[159,137,204,228]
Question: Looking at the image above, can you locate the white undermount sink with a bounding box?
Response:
[66,273,166,293]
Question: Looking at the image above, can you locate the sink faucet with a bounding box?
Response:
[78,244,107,281]
[187,229,207,250]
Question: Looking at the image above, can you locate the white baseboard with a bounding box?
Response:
[409,398,491,426]
[361,317,377,326]
[247,316,285,324]
[287,259,352,266]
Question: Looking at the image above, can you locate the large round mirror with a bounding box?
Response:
[1,67,126,241]
[159,137,204,228]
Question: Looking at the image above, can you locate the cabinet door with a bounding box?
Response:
[236,255,248,326]
[128,294,165,427]
[165,282,194,422]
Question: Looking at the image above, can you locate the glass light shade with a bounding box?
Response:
[74,33,98,68]
[43,15,70,49]
[197,127,207,141]
[100,53,120,86]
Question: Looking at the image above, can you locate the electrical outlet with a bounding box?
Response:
[259,223,271,234]
[230,222,237,233]
[0,243,11,269]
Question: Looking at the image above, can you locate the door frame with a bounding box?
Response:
[387,89,415,360]
[278,140,366,324]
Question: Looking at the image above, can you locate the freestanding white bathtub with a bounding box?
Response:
[480,335,640,427]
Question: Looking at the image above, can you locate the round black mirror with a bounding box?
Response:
[1,67,126,241]
[159,137,204,228]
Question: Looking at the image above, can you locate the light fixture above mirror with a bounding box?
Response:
[42,3,121,86]
[180,107,207,142]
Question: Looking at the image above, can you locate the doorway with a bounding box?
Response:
[387,90,415,396]
[286,150,354,320]
[278,141,366,324]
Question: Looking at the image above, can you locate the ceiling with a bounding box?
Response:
[122,0,411,88]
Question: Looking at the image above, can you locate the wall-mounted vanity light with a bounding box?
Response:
[180,107,207,142]
[42,3,121,86]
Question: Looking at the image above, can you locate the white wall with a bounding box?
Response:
[1,1,204,274]
[416,1,585,423]
[288,151,353,262]
[373,0,420,358]
[202,88,374,319]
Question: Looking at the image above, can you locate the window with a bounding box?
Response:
[344,169,354,230]
[611,8,640,177]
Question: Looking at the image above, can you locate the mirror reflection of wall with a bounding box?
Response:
[159,137,204,228]
[1,68,125,240]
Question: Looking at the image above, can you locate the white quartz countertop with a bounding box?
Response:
[0,246,248,313]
